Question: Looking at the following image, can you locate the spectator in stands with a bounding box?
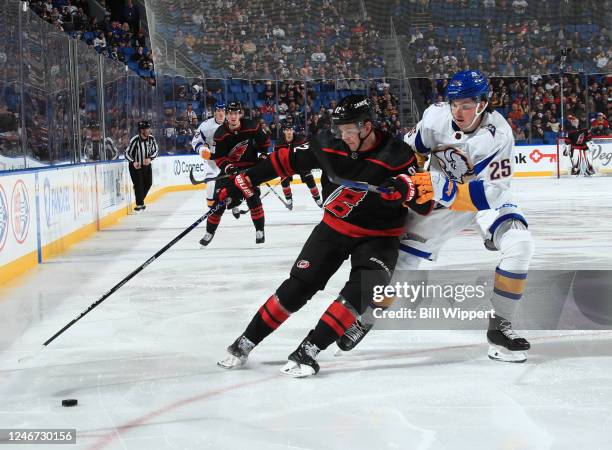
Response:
[532,118,545,140]
[591,112,609,130]
[123,0,140,33]
[185,104,198,125]
[93,31,106,52]
[508,103,525,122]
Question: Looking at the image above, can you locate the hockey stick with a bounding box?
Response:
[312,144,392,194]
[19,202,225,362]
[189,167,229,185]
[264,182,292,209]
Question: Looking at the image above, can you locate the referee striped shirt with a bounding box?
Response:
[125,135,159,164]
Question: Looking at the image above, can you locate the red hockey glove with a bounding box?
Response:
[379,174,416,207]
[233,173,256,199]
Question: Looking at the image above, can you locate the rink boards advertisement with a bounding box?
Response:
[0,173,38,276]
[0,162,132,284]
[38,166,97,255]
[514,138,612,176]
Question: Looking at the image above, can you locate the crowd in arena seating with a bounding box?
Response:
[26,0,156,84]
[431,73,611,143]
[157,75,403,154]
[399,0,611,79]
[153,0,386,80]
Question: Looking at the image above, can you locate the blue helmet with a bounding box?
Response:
[445,70,490,102]
[214,101,226,110]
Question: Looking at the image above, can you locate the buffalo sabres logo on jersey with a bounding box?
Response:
[434,148,474,183]
[228,140,249,162]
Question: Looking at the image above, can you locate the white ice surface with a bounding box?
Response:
[1,177,611,450]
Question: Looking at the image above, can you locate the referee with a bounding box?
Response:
[126,120,158,211]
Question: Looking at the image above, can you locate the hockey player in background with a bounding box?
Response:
[191,103,244,230]
[275,120,322,209]
[563,115,595,176]
[216,95,433,377]
[339,70,535,363]
[200,101,270,246]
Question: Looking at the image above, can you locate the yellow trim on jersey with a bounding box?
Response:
[449,183,477,211]
[494,273,527,295]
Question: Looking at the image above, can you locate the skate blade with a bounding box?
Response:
[217,354,246,369]
[487,344,527,363]
[280,361,316,378]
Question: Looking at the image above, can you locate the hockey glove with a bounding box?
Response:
[411,172,457,207]
[198,145,212,160]
[379,174,416,207]
[233,173,256,199]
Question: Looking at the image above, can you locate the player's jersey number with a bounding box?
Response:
[489,159,511,180]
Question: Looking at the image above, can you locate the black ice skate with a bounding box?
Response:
[286,198,293,210]
[336,319,372,352]
[255,230,265,244]
[232,207,241,219]
[199,232,215,247]
[487,315,530,363]
[313,196,323,208]
[217,335,255,369]
[281,330,321,377]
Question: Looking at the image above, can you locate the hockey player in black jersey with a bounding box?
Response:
[216,95,433,377]
[200,101,270,246]
[275,120,322,209]
[563,116,595,176]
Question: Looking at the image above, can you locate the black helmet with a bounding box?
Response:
[331,95,376,126]
[138,120,151,130]
[226,101,242,112]
[281,119,294,130]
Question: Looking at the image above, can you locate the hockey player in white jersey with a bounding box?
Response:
[192,102,225,206]
[339,70,535,363]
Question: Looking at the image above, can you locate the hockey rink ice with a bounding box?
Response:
[1,177,611,450]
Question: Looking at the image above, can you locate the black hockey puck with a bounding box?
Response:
[61,399,78,407]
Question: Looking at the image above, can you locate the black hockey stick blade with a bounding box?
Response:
[189,168,229,185]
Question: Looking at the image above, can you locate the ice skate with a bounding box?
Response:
[255,230,265,244]
[232,207,241,219]
[199,232,215,247]
[286,198,293,210]
[281,331,321,377]
[314,196,323,208]
[217,335,255,369]
[336,319,372,353]
[487,315,530,363]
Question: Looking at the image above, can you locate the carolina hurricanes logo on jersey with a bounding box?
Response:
[434,148,474,183]
[228,140,249,162]
[324,187,367,218]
